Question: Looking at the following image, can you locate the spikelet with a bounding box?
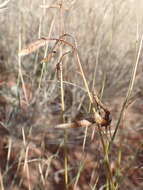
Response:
[55,119,92,129]
[18,38,49,56]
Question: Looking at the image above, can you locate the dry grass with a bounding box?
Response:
[0,0,143,190]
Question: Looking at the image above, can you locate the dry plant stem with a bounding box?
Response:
[0,0,10,9]
[110,31,143,145]
[11,151,23,187]
[96,125,114,189]
[74,51,93,104]
[23,145,29,172]
[22,127,26,147]
[100,74,106,99]
[6,138,12,170]
[59,0,65,35]
[47,80,86,92]
[56,51,71,79]
[90,176,99,190]
[74,160,85,189]
[33,15,42,77]
[38,9,56,89]
[59,59,65,112]
[58,3,68,187]
[38,62,46,89]
[22,127,31,190]
[25,164,31,190]
[105,149,115,189]
[21,128,31,190]
[89,45,101,129]
[82,126,88,151]
[59,54,69,186]
[39,163,45,185]
[36,16,44,90]
[0,171,4,190]
[92,44,100,90]
[18,31,29,105]
[42,0,46,16]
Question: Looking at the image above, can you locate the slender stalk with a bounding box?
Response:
[110,32,143,145]
[58,1,68,187]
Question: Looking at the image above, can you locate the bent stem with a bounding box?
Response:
[110,31,143,146]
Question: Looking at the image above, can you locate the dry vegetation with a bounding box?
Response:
[0,0,143,189]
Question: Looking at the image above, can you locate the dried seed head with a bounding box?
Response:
[18,38,49,56]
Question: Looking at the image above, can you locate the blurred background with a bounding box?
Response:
[0,0,143,190]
